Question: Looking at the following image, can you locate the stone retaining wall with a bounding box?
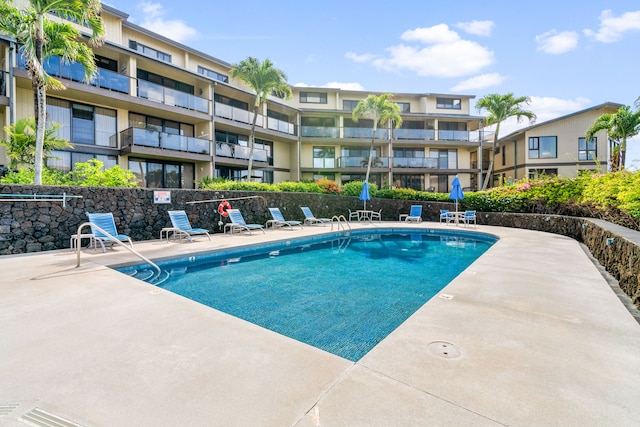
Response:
[1,185,638,309]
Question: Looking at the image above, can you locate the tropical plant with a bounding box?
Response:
[71,159,138,187]
[230,57,292,181]
[0,0,105,185]
[1,117,72,168]
[352,94,402,184]
[476,93,536,190]
[585,100,640,171]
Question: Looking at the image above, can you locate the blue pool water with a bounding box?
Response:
[117,229,495,361]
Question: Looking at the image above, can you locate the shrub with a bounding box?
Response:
[0,167,71,185]
[71,159,138,187]
[200,179,279,192]
[341,181,378,197]
[276,181,323,193]
[316,178,341,194]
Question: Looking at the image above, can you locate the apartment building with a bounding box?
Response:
[492,102,622,184]
[0,3,491,192]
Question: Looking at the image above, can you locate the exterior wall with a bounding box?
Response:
[494,105,619,182]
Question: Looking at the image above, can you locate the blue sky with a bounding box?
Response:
[103,0,640,169]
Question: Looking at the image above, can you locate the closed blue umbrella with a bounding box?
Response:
[449,176,464,213]
[359,181,371,210]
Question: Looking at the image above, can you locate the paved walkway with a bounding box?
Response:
[1,222,639,426]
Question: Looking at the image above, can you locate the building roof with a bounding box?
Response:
[498,102,624,141]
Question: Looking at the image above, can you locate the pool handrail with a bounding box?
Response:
[330,215,351,231]
[74,221,161,278]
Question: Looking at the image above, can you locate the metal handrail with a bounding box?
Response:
[75,221,161,278]
[330,215,351,231]
[0,192,82,207]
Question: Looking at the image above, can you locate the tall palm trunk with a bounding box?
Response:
[33,16,46,185]
[364,122,378,183]
[482,122,501,190]
[247,103,260,181]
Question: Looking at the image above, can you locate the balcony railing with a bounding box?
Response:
[393,129,436,140]
[215,142,268,162]
[267,116,296,135]
[343,128,388,139]
[338,157,389,168]
[392,157,439,168]
[120,127,210,154]
[301,126,340,138]
[214,103,263,127]
[437,130,469,141]
[20,55,131,94]
[138,80,209,113]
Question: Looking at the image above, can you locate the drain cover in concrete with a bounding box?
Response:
[428,341,461,359]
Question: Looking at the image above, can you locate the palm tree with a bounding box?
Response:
[585,102,640,171]
[1,117,72,168]
[0,0,104,185]
[352,94,402,184]
[476,93,536,190]
[230,57,292,181]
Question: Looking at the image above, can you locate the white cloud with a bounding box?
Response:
[293,82,365,91]
[344,52,378,63]
[454,20,494,37]
[136,2,198,43]
[401,24,461,44]
[584,9,640,43]
[346,24,494,79]
[451,73,506,92]
[536,30,579,54]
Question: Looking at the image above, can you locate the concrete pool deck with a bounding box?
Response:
[1,222,639,426]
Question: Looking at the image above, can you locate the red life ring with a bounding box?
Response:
[218,201,232,217]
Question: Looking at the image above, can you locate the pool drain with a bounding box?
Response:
[428,341,461,359]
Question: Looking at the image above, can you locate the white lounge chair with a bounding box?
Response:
[300,206,331,226]
[168,210,211,242]
[86,212,133,252]
[405,205,423,223]
[225,209,265,235]
[267,207,303,229]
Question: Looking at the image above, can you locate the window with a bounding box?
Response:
[47,151,117,172]
[128,159,194,188]
[137,69,193,94]
[343,100,359,111]
[197,65,228,83]
[129,113,194,137]
[300,92,327,104]
[502,145,506,166]
[429,149,458,169]
[578,137,597,160]
[214,94,248,110]
[396,102,410,113]
[313,147,335,168]
[129,40,171,63]
[47,98,117,147]
[528,168,558,179]
[529,136,557,159]
[436,98,461,109]
[301,117,335,127]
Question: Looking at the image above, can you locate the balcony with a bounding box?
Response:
[267,117,296,135]
[343,128,388,139]
[393,129,436,140]
[437,130,469,141]
[21,55,131,94]
[214,103,263,127]
[392,157,439,168]
[138,80,209,113]
[338,156,389,168]
[301,126,340,138]
[215,143,268,162]
[119,127,210,155]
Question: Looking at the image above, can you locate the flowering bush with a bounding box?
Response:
[316,178,341,194]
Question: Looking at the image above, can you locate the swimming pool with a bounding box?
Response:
[117,229,496,361]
